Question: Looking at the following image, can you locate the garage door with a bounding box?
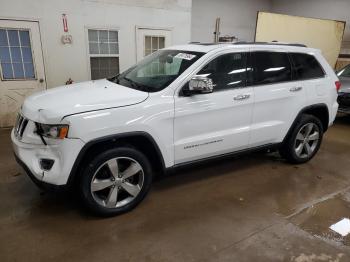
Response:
[0,20,46,127]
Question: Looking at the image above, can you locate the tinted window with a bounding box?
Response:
[252,52,292,85]
[197,53,247,90]
[291,53,324,80]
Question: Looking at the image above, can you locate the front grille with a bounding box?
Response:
[14,114,28,139]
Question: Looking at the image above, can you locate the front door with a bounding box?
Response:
[0,20,46,127]
[136,28,171,62]
[174,52,254,164]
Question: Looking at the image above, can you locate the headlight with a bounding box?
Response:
[36,123,69,139]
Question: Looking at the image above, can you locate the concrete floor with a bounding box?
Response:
[1,116,350,262]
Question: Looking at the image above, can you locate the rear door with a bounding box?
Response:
[248,48,307,146]
[0,20,46,127]
[290,52,328,106]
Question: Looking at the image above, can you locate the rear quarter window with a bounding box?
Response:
[290,53,325,80]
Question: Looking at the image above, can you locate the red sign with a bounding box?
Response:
[62,14,68,32]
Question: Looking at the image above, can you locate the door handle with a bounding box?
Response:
[290,86,302,92]
[234,94,250,101]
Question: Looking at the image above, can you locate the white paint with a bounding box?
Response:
[191,0,272,42]
[0,0,191,88]
[330,218,350,237]
[21,79,148,123]
[12,43,339,185]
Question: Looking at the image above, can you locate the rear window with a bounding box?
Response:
[290,53,325,80]
[251,52,292,85]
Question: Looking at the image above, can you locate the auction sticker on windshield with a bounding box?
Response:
[175,53,197,60]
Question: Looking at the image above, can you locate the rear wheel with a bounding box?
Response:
[79,147,153,216]
[279,114,323,164]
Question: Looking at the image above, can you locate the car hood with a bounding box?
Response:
[339,77,350,93]
[21,79,149,123]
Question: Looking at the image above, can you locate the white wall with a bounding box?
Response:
[191,0,272,42]
[270,0,350,53]
[0,0,192,88]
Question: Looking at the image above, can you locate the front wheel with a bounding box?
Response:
[279,114,323,164]
[79,147,153,216]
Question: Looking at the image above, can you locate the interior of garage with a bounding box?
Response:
[1,0,350,261]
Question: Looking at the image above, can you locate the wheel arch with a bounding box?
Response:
[283,103,329,143]
[67,132,166,187]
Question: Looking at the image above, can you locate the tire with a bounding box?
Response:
[279,114,323,164]
[79,147,153,216]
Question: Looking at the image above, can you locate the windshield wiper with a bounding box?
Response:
[108,74,120,84]
[123,77,149,92]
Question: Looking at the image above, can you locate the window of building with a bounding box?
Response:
[252,52,292,85]
[0,29,35,80]
[197,52,247,90]
[88,29,119,80]
[291,53,325,80]
[144,36,165,56]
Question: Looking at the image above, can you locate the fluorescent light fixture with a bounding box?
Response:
[228,68,252,74]
[227,80,242,85]
[264,67,285,72]
[196,73,211,77]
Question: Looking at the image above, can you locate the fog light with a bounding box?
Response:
[40,159,54,171]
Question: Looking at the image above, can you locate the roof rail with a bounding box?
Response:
[233,41,307,47]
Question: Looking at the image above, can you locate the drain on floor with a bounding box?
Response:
[289,194,350,246]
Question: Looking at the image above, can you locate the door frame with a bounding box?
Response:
[135,26,172,62]
[0,17,47,127]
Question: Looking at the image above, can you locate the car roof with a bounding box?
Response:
[166,42,320,54]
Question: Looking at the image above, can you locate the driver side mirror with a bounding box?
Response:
[183,76,214,96]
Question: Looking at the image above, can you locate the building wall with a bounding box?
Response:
[191,0,272,43]
[270,0,350,53]
[0,0,192,88]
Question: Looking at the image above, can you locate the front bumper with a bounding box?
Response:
[14,153,65,191]
[11,129,85,186]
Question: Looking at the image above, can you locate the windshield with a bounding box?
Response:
[337,64,350,78]
[109,50,204,92]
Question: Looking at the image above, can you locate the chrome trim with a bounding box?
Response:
[14,114,28,139]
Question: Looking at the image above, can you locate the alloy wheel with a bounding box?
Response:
[294,123,320,158]
[90,157,144,208]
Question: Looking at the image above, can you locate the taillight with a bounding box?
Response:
[335,81,341,92]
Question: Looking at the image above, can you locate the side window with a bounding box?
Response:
[197,52,247,90]
[252,52,292,85]
[291,53,325,80]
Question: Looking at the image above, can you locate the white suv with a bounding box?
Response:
[12,42,340,216]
